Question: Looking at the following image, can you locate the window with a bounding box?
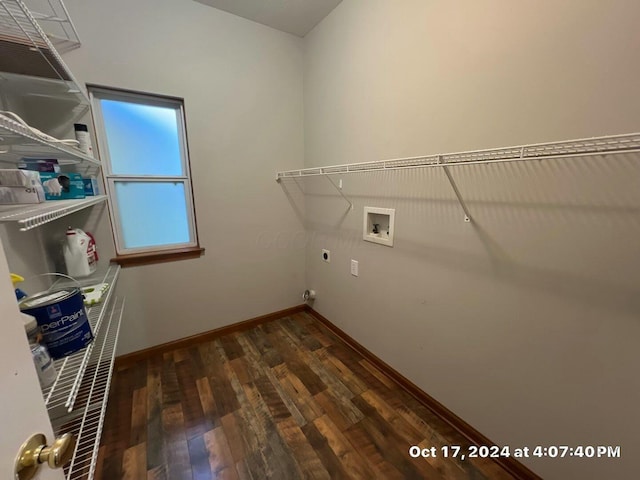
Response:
[90,87,202,265]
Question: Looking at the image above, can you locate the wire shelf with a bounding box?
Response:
[0,0,48,47]
[0,195,107,231]
[51,296,124,480]
[276,132,640,179]
[0,112,100,168]
[0,0,88,103]
[41,264,120,419]
[23,0,81,53]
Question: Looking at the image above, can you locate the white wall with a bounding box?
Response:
[60,0,306,354]
[302,1,640,479]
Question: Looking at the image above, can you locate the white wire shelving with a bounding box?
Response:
[51,296,124,480]
[276,132,640,179]
[0,0,88,105]
[0,0,79,50]
[276,132,640,222]
[0,195,107,231]
[22,0,81,53]
[0,112,100,167]
[0,0,95,168]
[0,0,89,90]
[41,264,120,419]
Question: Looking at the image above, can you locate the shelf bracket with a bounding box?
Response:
[439,156,472,223]
[325,175,353,210]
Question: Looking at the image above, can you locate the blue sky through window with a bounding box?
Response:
[101,99,183,176]
[115,181,191,249]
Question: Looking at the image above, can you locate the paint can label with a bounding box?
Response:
[21,289,94,359]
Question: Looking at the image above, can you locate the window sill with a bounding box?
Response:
[112,246,205,267]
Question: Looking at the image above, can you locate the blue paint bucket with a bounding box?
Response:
[20,287,93,360]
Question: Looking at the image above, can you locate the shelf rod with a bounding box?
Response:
[277,146,640,179]
[275,132,640,179]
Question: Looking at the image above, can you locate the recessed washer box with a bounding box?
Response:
[363,207,395,247]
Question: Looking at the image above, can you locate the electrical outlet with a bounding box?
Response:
[322,249,331,263]
[351,259,358,276]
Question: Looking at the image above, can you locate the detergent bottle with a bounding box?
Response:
[63,227,98,278]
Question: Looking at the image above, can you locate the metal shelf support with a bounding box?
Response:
[325,175,353,210]
[439,155,472,223]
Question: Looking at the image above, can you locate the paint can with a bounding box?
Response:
[20,287,93,360]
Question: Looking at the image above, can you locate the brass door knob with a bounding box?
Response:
[15,433,76,480]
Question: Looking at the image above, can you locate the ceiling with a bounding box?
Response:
[194,0,342,37]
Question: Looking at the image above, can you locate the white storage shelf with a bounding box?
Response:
[0,0,88,102]
[1,0,80,52]
[42,264,120,419]
[0,112,100,167]
[0,72,89,119]
[276,132,640,223]
[0,195,108,231]
[52,296,124,480]
[0,2,116,479]
[276,133,640,179]
[22,0,82,54]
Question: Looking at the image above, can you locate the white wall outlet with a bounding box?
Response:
[351,259,358,276]
[322,249,331,263]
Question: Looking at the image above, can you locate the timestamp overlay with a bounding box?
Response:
[409,445,621,460]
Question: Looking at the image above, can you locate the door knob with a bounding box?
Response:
[15,433,76,480]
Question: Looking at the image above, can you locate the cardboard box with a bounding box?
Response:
[18,159,61,173]
[82,177,99,196]
[0,185,46,204]
[0,169,42,187]
[39,172,85,200]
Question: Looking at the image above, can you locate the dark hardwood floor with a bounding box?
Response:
[96,312,515,479]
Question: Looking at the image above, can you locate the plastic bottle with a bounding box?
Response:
[11,273,28,300]
[74,123,93,156]
[22,313,57,388]
[63,227,98,278]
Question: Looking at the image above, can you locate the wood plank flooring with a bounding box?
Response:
[96,312,516,479]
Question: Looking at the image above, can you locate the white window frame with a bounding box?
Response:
[89,86,198,256]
